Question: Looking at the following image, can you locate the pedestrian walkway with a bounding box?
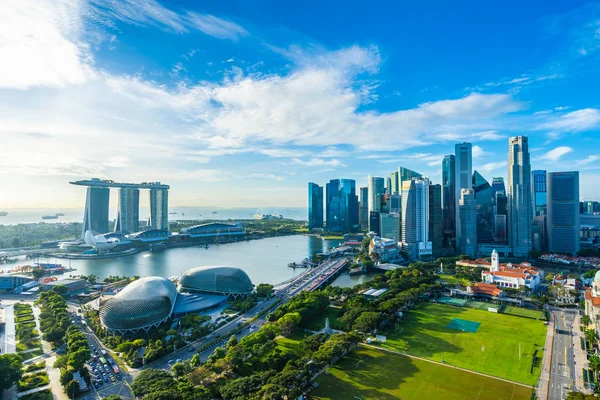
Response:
[573,313,590,393]
[16,384,50,398]
[537,310,554,400]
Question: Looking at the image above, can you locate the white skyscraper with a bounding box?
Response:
[458,188,477,258]
[368,176,385,213]
[454,142,472,253]
[401,178,431,258]
[507,136,533,257]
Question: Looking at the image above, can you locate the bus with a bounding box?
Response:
[100,349,107,356]
[99,357,107,365]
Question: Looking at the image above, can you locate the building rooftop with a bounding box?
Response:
[70,178,169,190]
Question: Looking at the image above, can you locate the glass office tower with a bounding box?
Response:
[115,188,140,234]
[82,186,110,237]
[308,182,324,229]
[149,188,169,230]
[473,171,494,244]
[547,171,580,255]
[441,155,456,249]
[507,136,532,257]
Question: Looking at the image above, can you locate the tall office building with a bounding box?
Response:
[368,176,385,231]
[507,136,532,257]
[473,171,494,244]
[359,187,369,230]
[369,211,381,236]
[583,201,600,214]
[115,188,140,234]
[401,178,431,258]
[390,167,422,195]
[454,143,472,252]
[82,186,110,237]
[429,184,443,257]
[149,188,169,230]
[380,213,400,242]
[390,193,401,214]
[325,179,358,232]
[547,171,580,255]
[458,188,477,258]
[308,182,324,229]
[494,191,508,244]
[441,155,456,249]
[386,176,392,195]
[533,170,547,216]
[491,177,506,199]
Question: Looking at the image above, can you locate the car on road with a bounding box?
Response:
[110,376,116,382]
[189,347,195,352]
[167,359,174,364]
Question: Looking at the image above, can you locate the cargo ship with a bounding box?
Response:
[42,215,59,220]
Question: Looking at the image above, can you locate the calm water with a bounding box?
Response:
[0,207,307,225]
[5,236,344,286]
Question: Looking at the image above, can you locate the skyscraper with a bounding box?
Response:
[429,184,443,257]
[369,211,381,236]
[441,155,456,249]
[149,188,169,230]
[368,176,385,231]
[308,182,324,229]
[115,188,140,234]
[401,178,431,258]
[473,171,494,244]
[507,136,532,257]
[494,191,508,244]
[82,186,110,237]
[380,213,400,242]
[459,188,477,258]
[390,167,422,196]
[454,143,472,252]
[533,170,547,216]
[326,179,358,232]
[547,171,580,255]
[359,187,369,230]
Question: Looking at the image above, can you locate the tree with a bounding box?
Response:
[190,353,201,368]
[68,347,91,371]
[0,354,23,391]
[171,362,191,378]
[585,329,596,348]
[256,283,274,298]
[589,354,600,381]
[31,268,46,279]
[65,380,80,399]
[582,314,591,327]
[104,396,123,400]
[278,312,301,337]
[352,312,382,333]
[52,284,69,297]
[227,335,238,349]
[131,369,177,398]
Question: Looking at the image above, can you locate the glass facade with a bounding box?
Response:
[326,179,358,232]
[532,170,547,216]
[429,184,442,257]
[149,188,169,230]
[441,155,456,249]
[473,170,494,244]
[547,171,580,255]
[83,186,110,236]
[308,182,324,229]
[115,188,140,234]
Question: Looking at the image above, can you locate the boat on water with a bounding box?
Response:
[42,215,59,220]
[0,211,7,216]
[169,212,178,215]
[212,211,218,214]
[55,213,65,216]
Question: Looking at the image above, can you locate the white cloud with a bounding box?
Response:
[186,13,248,40]
[472,145,485,158]
[318,147,349,157]
[539,108,600,132]
[577,155,600,165]
[293,158,344,167]
[539,146,574,162]
[247,173,285,181]
[478,161,507,173]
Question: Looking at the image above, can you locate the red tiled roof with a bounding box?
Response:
[483,270,527,279]
[470,283,503,296]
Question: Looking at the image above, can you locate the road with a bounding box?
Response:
[548,309,578,400]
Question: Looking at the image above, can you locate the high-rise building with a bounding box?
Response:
[583,201,600,214]
[369,211,381,236]
[533,170,547,216]
[507,136,533,257]
[441,155,456,249]
[473,171,494,244]
[491,177,506,199]
[308,182,324,230]
[428,184,443,257]
[386,176,392,195]
[401,178,431,258]
[115,188,140,234]
[380,213,400,242]
[458,188,477,258]
[325,179,358,232]
[494,191,508,244]
[359,187,369,230]
[390,193,401,213]
[82,186,110,236]
[368,176,385,231]
[390,167,422,196]
[547,171,580,255]
[149,188,169,230]
[454,143,472,252]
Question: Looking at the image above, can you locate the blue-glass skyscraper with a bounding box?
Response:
[547,171,580,255]
[308,182,324,229]
[326,179,358,232]
[441,155,456,249]
[533,170,547,216]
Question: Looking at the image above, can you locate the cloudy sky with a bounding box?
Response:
[1,0,599,209]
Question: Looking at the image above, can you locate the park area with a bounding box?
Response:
[378,302,547,385]
[311,346,534,400]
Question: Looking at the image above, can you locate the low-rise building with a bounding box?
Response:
[42,278,87,295]
[584,271,600,337]
[369,237,399,262]
[467,282,505,297]
[481,249,543,290]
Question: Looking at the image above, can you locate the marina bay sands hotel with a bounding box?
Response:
[70,178,170,237]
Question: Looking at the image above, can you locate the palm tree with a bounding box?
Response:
[585,328,597,348]
[583,314,592,327]
[589,354,600,382]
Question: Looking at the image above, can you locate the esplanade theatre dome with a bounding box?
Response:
[178,266,253,297]
[100,277,178,333]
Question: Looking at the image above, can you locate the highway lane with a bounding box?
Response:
[549,309,577,400]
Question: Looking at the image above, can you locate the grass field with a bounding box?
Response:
[438,274,461,285]
[501,306,546,320]
[275,331,311,357]
[311,346,534,400]
[379,303,546,385]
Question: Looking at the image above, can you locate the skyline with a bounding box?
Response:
[1,0,600,208]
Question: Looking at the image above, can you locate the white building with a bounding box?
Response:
[369,237,399,262]
[481,249,542,290]
[401,178,431,259]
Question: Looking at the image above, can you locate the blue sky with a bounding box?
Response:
[1,0,599,209]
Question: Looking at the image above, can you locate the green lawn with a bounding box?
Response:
[501,306,546,320]
[275,331,311,357]
[378,303,547,385]
[438,274,461,285]
[312,346,534,400]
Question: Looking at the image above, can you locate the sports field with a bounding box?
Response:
[380,303,547,385]
[501,306,546,320]
[311,346,534,400]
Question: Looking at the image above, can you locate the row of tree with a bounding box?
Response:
[54,325,92,398]
[35,286,70,345]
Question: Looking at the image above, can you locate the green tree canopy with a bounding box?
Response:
[0,354,23,391]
